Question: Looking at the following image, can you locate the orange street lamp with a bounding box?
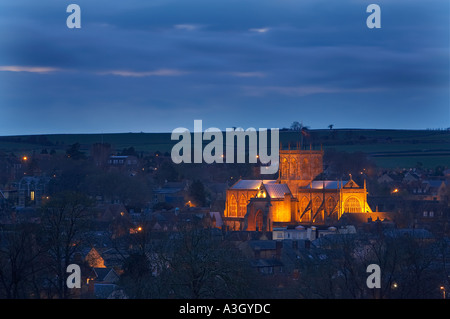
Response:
[22,156,28,161]
[440,286,446,299]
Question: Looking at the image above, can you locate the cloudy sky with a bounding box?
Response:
[0,0,448,135]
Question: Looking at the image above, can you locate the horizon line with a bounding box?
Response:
[1,127,449,137]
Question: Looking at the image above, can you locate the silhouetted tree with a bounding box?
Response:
[40,191,94,298]
[188,180,207,207]
[155,161,179,185]
[295,231,444,299]
[0,223,44,298]
[66,142,86,160]
[290,121,301,131]
[162,222,256,298]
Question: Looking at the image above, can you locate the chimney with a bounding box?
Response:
[307,226,317,241]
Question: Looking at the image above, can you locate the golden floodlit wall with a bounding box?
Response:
[270,196,294,223]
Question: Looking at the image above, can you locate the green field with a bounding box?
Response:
[0,129,449,169]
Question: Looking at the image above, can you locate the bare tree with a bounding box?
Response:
[295,231,444,299]
[290,121,302,131]
[164,222,255,299]
[0,224,44,298]
[40,191,94,298]
[119,219,256,299]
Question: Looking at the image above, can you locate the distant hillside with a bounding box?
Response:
[0,129,449,169]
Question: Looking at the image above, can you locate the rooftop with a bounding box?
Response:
[230,179,276,190]
[264,183,292,199]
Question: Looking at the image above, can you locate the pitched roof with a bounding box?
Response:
[91,267,119,282]
[305,180,351,189]
[248,240,277,250]
[424,180,447,188]
[230,179,276,190]
[264,183,291,199]
[384,228,434,239]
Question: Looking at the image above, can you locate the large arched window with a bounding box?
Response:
[313,197,322,213]
[300,197,309,214]
[238,195,247,217]
[255,210,264,232]
[301,158,309,172]
[313,196,324,222]
[281,157,289,179]
[344,197,361,213]
[326,197,337,214]
[290,158,298,179]
[229,195,237,217]
[299,196,310,221]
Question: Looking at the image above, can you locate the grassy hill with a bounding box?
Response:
[0,129,449,170]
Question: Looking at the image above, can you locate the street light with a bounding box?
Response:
[440,286,446,299]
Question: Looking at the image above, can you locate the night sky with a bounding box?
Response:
[0,0,448,135]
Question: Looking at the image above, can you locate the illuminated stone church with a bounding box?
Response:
[223,147,372,231]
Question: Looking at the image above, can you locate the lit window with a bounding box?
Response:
[238,195,247,217]
[344,197,361,213]
[229,195,237,217]
[290,158,298,178]
[326,197,336,214]
[281,157,288,179]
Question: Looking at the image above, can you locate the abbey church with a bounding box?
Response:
[223,147,373,231]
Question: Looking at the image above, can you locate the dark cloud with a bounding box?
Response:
[0,0,448,134]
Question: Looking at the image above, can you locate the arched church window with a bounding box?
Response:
[301,158,309,172]
[255,210,264,232]
[290,158,298,178]
[326,197,336,214]
[311,196,323,222]
[344,197,361,213]
[238,195,247,217]
[281,157,289,179]
[300,197,309,213]
[299,197,310,221]
[313,196,322,212]
[229,195,237,217]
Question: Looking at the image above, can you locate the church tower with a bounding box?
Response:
[278,145,324,195]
